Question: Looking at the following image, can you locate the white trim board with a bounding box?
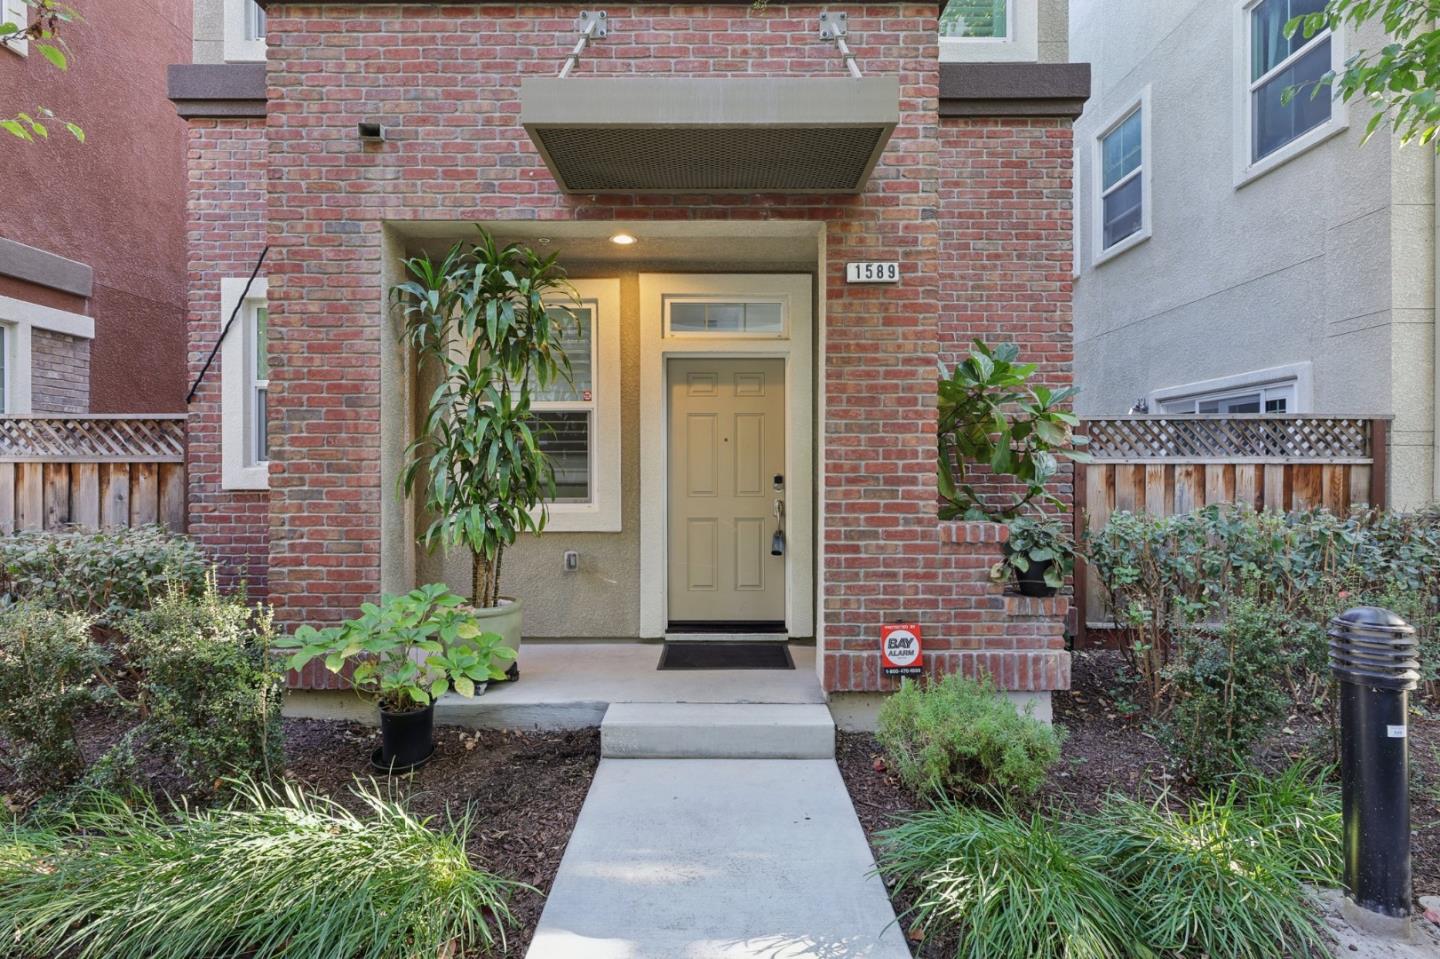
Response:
[0,293,95,415]
[638,273,815,640]
[938,0,1039,63]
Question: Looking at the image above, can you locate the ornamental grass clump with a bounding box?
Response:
[876,801,1145,959]
[876,673,1063,801]
[0,781,523,959]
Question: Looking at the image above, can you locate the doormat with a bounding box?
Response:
[658,642,795,670]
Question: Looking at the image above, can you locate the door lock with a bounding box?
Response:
[773,474,785,491]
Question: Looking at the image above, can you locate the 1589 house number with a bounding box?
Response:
[845,262,901,283]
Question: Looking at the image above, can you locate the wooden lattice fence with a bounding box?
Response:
[1074,415,1388,648]
[0,415,187,533]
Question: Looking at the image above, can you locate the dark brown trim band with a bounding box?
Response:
[938,61,1090,119]
[167,64,267,120]
[0,238,93,299]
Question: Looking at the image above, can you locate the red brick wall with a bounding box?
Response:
[186,2,1073,693]
[185,120,271,594]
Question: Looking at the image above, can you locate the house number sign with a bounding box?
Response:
[845,262,900,284]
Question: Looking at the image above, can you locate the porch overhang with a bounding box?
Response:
[520,77,900,195]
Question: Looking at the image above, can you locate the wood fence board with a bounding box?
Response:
[1292,464,1322,510]
[1144,465,1169,516]
[15,464,42,530]
[1204,464,1234,506]
[1235,465,1260,511]
[1115,464,1141,514]
[1322,465,1347,513]
[1350,465,1372,508]
[1174,465,1202,514]
[71,463,100,528]
[1263,465,1287,510]
[100,464,130,528]
[130,463,158,526]
[42,464,69,529]
[0,463,13,534]
[158,464,186,532]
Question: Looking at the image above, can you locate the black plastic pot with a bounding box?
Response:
[1014,558,1058,598]
[373,703,434,773]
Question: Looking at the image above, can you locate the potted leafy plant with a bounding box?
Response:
[391,229,578,680]
[991,514,1074,598]
[277,583,515,772]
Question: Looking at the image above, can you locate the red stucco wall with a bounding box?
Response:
[0,0,190,413]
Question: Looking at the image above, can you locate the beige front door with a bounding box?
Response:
[667,357,787,625]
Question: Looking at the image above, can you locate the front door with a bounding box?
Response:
[667,357,786,627]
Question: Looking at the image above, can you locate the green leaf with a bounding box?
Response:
[35,42,67,70]
[454,675,476,698]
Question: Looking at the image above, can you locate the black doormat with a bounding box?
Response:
[658,642,795,670]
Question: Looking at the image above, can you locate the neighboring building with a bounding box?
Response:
[0,0,190,414]
[1071,0,1438,507]
[167,0,1089,713]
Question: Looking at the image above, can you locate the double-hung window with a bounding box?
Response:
[533,278,620,532]
[1092,89,1151,264]
[220,278,269,490]
[0,325,8,413]
[223,0,266,61]
[1238,0,1344,182]
[939,0,1037,62]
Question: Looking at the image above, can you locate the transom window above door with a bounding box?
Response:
[664,299,788,339]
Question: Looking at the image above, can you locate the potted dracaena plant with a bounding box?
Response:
[277,584,515,772]
[391,229,579,680]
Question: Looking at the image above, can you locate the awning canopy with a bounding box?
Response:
[520,77,899,195]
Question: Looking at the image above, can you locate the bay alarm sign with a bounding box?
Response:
[881,624,923,678]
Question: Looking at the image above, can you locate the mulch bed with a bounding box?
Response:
[837,651,1440,957]
[2,715,599,957]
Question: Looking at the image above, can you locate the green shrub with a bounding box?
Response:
[1164,597,1295,784]
[876,673,1063,801]
[0,604,108,787]
[0,781,522,959]
[114,578,284,794]
[876,801,1144,959]
[0,526,207,626]
[1230,761,1342,887]
[1080,789,1328,959]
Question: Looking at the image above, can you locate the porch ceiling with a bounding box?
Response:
[520,77,900,195]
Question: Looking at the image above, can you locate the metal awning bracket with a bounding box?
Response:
[559,11,608,78]
[818,12,862,79]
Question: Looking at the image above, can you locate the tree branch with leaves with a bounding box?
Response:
[1289,0,1440,148]
[2,0,84,143]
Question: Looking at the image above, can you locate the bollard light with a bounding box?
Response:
[1327,606,1421,930]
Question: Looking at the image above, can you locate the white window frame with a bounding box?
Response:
[1149,362,1313,415]
[0,294,95,414]
[535,278,621,533]
[220,277,269,490]
[662,295,791,340]
[1091,86,1152,267]
[223,0,266,62]
[938,0,1038,63]
[2,0,28,57]
[1071,144,1083,277]
[1234,0,1347,188]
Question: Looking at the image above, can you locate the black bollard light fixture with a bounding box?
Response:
[1327,606,1421,932]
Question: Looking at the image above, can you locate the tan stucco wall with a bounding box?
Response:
[409,263,818,639]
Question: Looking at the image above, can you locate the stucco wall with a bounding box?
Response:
[1039,0,1069,63]
[0,0,189,413]
[1071,0,1437,507]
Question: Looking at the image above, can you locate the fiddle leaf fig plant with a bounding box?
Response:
[391,228,579,609]
[991,514,1074,590]
[275,584,515,712]
[938,340,1089,522]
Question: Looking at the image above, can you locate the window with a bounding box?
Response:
[535,279,620,532]
[0,295,94,415]
[940,0,1007,38]
[2,0,28,56]
[1237,0,1345,183]
[223,0,266,61]
[665,299,787,338]
[0,325,8,413]
[220,278,269,490]
[1150,363,1312,416]
[1161,384,1296,414]
[939,0,1036,62]
[1091,88,1151,264]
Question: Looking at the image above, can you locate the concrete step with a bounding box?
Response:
[600,702,835,759]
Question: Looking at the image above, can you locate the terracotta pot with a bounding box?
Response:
[463,597,522,682]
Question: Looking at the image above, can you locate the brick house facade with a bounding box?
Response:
[169,1,1088,705]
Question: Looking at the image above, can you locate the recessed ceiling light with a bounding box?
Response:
[609,232,637,246]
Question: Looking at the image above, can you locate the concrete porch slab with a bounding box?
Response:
[433,642,824,730]
[601,703,835,759]
[526,758,912,959]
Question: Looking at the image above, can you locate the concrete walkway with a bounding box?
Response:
[526,757,913,959]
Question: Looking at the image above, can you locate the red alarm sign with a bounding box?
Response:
[881,624,923,678]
